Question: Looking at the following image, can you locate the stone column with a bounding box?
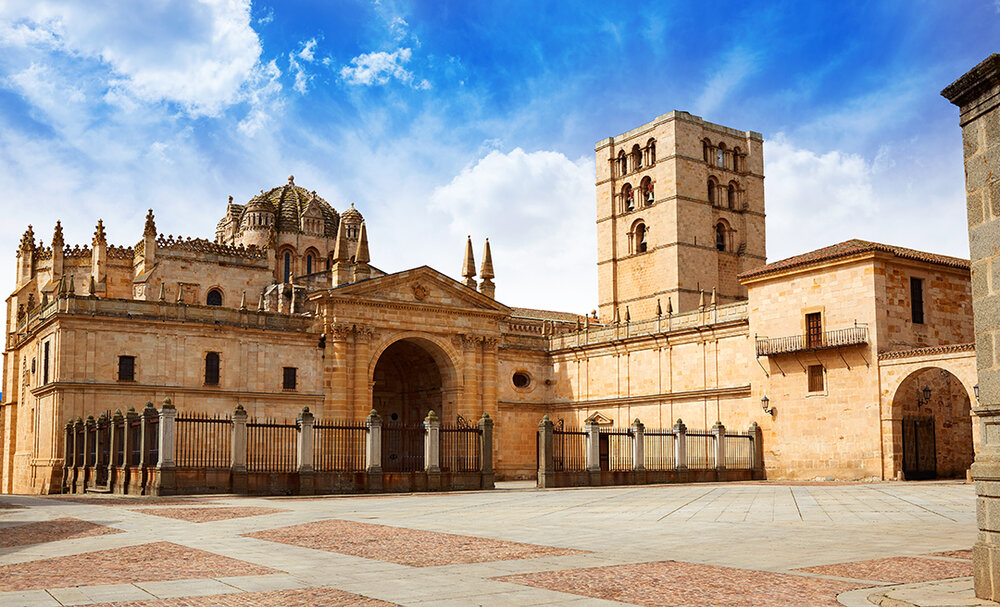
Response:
[585,418,601,486]
[750,421,765,480]
[62,420,73,493]
[154,400,176,495]
[479,413,494,489]
[72,417,84,493]
[352,328,373,418]
[943,53,1000,600]
[231,404,248,494]
[296,407,315,495]
[713,421,727,482]
[424,410,441,489]
[631,418,646,485]
[674,418,688,482]
[325,324,350,418]
[537,415,555,488]
[365,409,383,492]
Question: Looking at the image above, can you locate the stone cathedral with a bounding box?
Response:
[1,111,983,494]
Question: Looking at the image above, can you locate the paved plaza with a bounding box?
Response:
[0,481,984,606]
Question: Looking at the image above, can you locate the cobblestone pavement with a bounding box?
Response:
[0,481,980,606]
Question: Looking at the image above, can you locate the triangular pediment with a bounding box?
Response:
[318,266,512,314]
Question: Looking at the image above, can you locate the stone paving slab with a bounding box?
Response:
[90,587,397,606]
[796,556,973,584]
[131,507,288,523]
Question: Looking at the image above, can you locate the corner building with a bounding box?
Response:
[0,113,982,494]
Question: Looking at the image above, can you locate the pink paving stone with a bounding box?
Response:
[91,587,397,606]
[52,496,219,507]
[0,517,122,548]
[0,541,279,592]
[494,561,868,607]
[795,556,973,583]
[245,518,586,566]
[131,507,288,523]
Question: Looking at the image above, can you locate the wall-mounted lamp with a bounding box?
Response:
[761,395,774,416]
[975,384,980,402]
[917,386,931,407]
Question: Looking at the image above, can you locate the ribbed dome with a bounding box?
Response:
[242,176,339,237]
[341,202,363,223]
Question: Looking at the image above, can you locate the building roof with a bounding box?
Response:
[511,307,587,323]
[739,239,970,281]
[238,177,340,237]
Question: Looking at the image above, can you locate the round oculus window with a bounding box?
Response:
[512,372,531,388]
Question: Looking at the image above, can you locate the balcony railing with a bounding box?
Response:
[755,324,868,357]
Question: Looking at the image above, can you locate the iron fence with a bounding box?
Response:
[128,417,141,465]
[246,418,297,472]
[176,412,232,468]
[147,416,159,467]
[601,428,633,471]
[685,431,715,469]
[643,429,676,471]
[724,432,753,470]
[313,419,366,471]
[440,425,481,472]
[382,423,424,472]
[553,428,587,472]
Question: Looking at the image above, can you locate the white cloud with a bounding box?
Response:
[430,148,596,311]
[340,47,424,87]
[0,0,269,117]
[694,49,758,116]
[297,38,317,62]
[238,58,283,136]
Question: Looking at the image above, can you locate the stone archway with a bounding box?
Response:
[888,367,974,479]
[372,338,455,425]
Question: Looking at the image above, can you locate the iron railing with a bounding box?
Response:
[440,425,481,472]
[313,419,366,471]
[601,428,633,472]
[724,431,753,470]
[176,412,232,468]
[382,424,425,472]
[246,418,297,472]
[755,324,868,356]
[643,429,676,471]
[685,431,715,470]
[553,428,587,472]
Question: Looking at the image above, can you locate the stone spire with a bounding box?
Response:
[698,289,705,310]
[656,298,662,317]
[158,281,166,301]
[710,287,717,307]
[333,215,351,262]
[143,210,156,238]
[666,297,673,315]
[257,291,265,311]
[91,219,107,290]
[462,236,477,289]
[51,221,64,250]
[479,238,495,298]
[92,220,107,247]
[51,221,65,279]
[352,221,371,282]
[19,225,35,254]
[331,215,353,287]
[239,290,247,310]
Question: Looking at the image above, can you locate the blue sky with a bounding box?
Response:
[0,1,997,316]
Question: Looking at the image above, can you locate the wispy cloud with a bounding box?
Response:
[693,48,759,116]
[340,47,429,89]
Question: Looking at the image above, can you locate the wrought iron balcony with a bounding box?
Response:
[755,324,868,357]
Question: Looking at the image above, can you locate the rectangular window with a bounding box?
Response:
[43,341,50,385]
[911,277,924,324]
[283,367,297,390]
[808,365,825,393]
[205,352,220,385]
[805,313,823,348]
[118,356,135,382]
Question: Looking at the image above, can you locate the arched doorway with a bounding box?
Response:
[890,367,974,479]
[372,337,457,472]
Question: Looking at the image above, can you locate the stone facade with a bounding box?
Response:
[0,111,983,494]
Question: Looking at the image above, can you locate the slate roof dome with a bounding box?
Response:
[341,202,363,223]
[242,175,340,237]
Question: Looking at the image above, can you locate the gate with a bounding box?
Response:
[902,416,936,480]
[382,424,424,472]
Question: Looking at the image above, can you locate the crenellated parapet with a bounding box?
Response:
[155,235,269,260]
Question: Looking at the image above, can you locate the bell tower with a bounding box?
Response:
[595,111,767,322]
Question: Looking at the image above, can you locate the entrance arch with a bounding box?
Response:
[889,367,974,479]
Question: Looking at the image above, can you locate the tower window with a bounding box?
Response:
[633,222,648,254]
[306,254,313,275]
[716,148,725,168]
[715,223,726,251]
[622,184,634,212]
[632,144,642,170]
[647,139,656,164]
[618,151,627,176]
[283,367,297,390]
[283,252,291,282]
[118,355,135,382]
[728,183,736,209]
[206,289,223,307]
[641,178,654,206]
[707,179,716,206]
[43,341,50,385]
[911,277,924,324]
[205,352,220,385]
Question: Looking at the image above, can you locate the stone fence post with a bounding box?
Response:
[585,418,601,486]
[297,406,314,495]
[479,413,495,489]
[231,404,248,494]
[537,415,554,488]
[631,418,645,485]
[674,418,687,481]
[84,415,96,490]
[122,408,137,494]
[749,421,765,479]
[365,409,383,492]
[140,402,157,495]
[155,399,176,495]
[424,410,441,490]
[713,421,727,481]
[62,420,73,493]
[109,409,123,492]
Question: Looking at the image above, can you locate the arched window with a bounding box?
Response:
[205,352,220,385]
[632,144,642,170]
[707,178,717,206]
[622,184,634,212]
[647,139,656,164]
[617,151,628,176]
[703,139,712,163]
[641,177,654,206]
[306,254,313,275]
[716,143,726,168]
[716,223,727,251]
[727,183,736,209]
[283,252,292,282]
[733,147,743,172]
[630,220,648,254]
[206,289,223,307]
